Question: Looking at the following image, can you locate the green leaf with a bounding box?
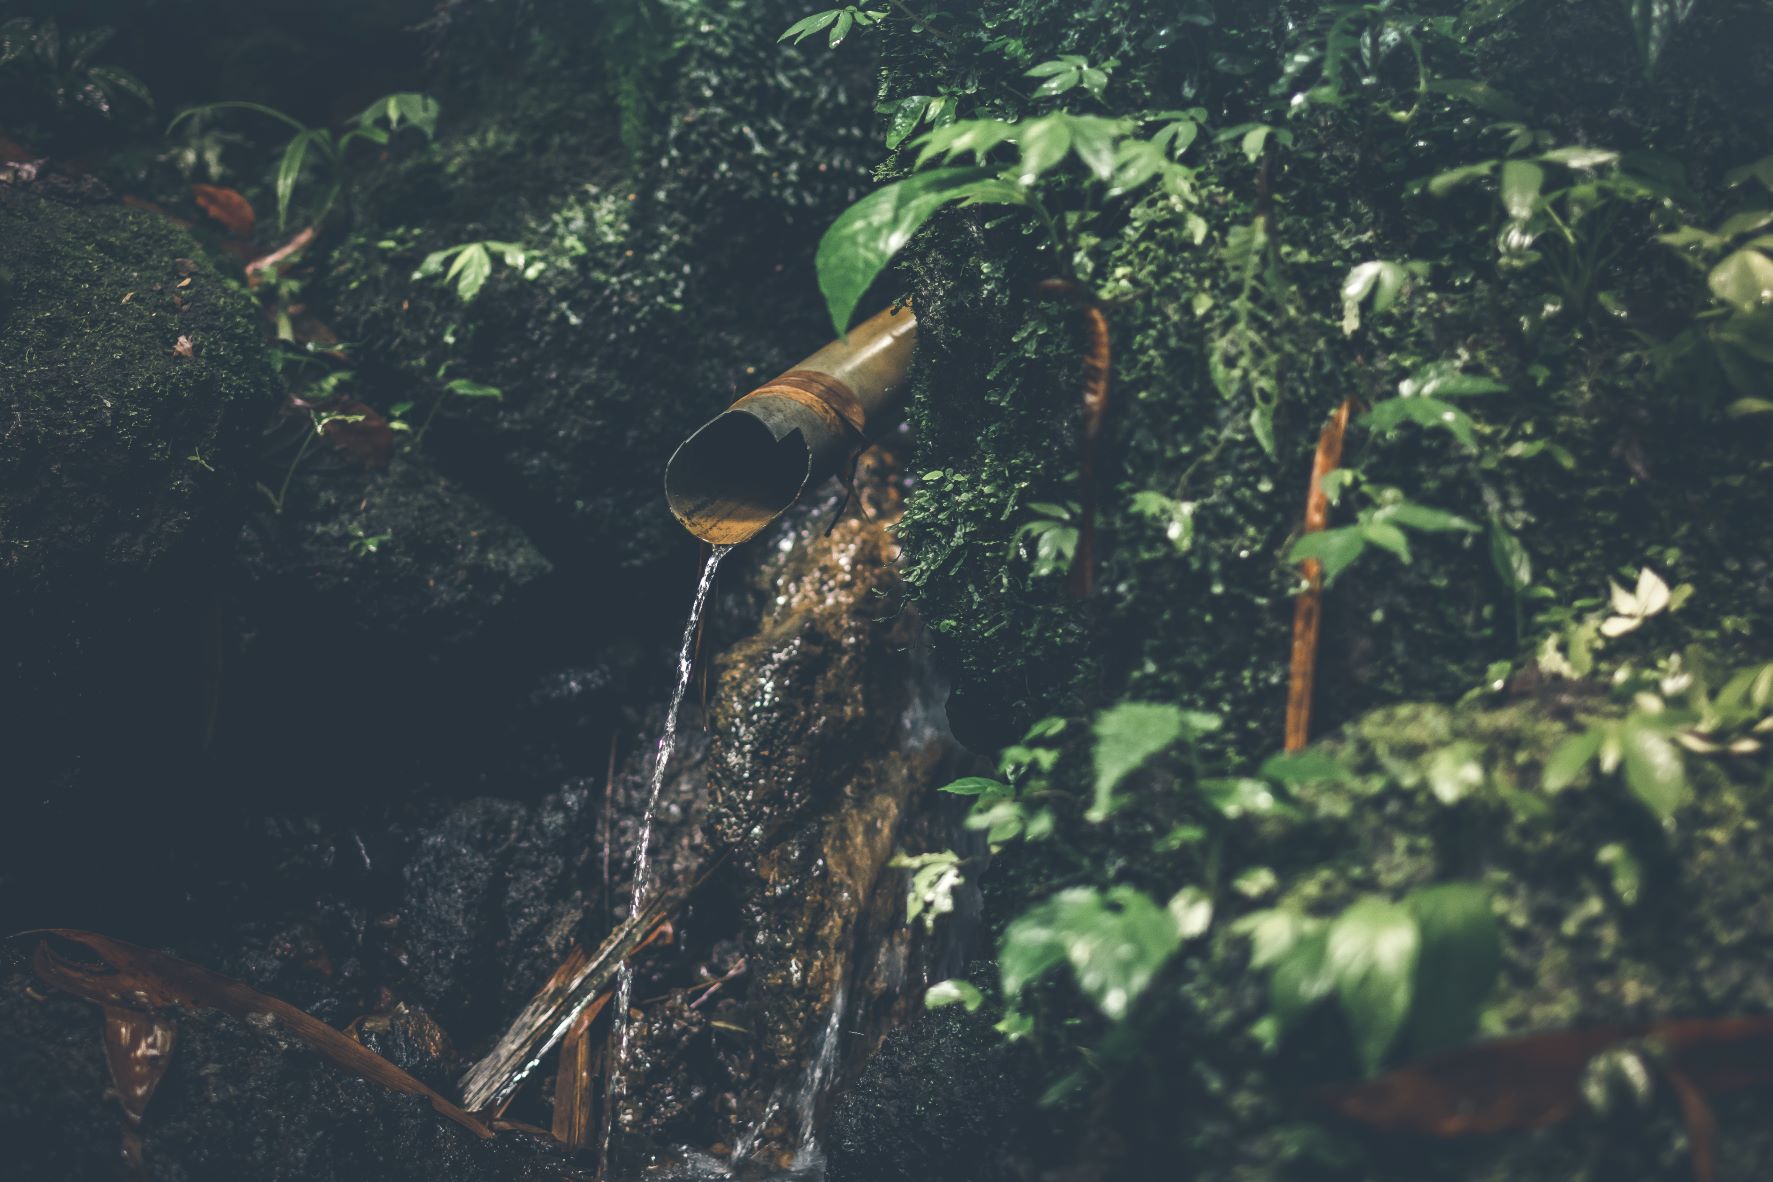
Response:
[1489,518,1532,592]
[1090,702,1185,821]
[1362,396,1477,448]
[1268,925,1335,1033]
[925,979,983,1011]
[1289,527,1367,584]
[1499,159,1544,221]
[779,9,839,44]
[1709,247,1773,314]
[1404,883,1500,1055]
[275,129,321,231]
[939,776,1006,797]
[1621,722,1685,819]
[1016,115,1072,184]
[1538,146,1619,170]
[1241,125,1271,163]
[444,378,502,398]
[830,8,855,47]
[1000,886,1183,1020]
[815,167,999,334]
[448,243,493,302]
[1381,501,1479,534]
[1427,160,1497,197]
[1326,897,1421,1075]
[1198,777,1293,819]
[885,95,930,150]
[1424,742,1485,805]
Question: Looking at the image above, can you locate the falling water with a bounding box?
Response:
[601,544,730,1177]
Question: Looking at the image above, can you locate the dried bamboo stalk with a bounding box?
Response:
[1285,398,1355,753]
[457,892,680,1116]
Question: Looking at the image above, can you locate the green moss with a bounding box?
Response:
[0,187,275,579]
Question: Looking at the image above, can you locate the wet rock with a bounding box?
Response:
[239,447,553,648]
[347,1001,462,1094]
[825,1007,1029,1182]
[398,785,602,1042]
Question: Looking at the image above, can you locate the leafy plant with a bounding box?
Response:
[1090,701,1221,821]
[1340,259,1427,334]
[1237,882,1500,1073]
[1654,157,1773,406]
[169,92,439,230]
[891,850,965,931]
[1025,55,1113,101]
[814,109,1204,332]
[413,241,540,303]
[1001,884,1210,1025]
[1288,477,1478,585]
[778,6,885,48]
[1429,140,1683,316]
[0,18,150,123]
[1012,500,1081,580]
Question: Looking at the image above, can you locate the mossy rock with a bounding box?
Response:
[0,185,273,584]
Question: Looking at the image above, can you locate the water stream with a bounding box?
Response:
[601,544,731,1176]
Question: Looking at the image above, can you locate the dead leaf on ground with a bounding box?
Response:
[320,400,396,468]
[191,184,255,237]
[31,930,490,1140]
[171,335,194,359]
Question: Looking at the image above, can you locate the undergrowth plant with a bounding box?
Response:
[169,92,440,230]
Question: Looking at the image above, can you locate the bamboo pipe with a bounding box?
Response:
[664,305,917,545]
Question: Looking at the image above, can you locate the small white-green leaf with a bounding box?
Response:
[925,979,983,1011]
[1709,247,1773,314]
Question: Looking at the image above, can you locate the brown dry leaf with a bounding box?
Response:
[191,184,255,237]
[246,225,317,287]
[320,400,396,469]
[32,930,490,1140]
[1320,1017,1773,1182]
[171,335,194,359]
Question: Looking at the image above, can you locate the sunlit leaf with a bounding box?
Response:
[1327,897,1421,1075]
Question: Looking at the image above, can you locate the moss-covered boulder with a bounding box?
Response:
[0,185,272,583]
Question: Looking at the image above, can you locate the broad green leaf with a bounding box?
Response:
[925,979,983,1011]
[1709,248,1773,315]
[1241,125,1270,163]
[885,95,930,150]
[444,378,502,398]
[1065,115,1124,181]
[1016,116,1072,184]
[447,243,493,301]
[1289,527,1367,584]
[1269,925,1335,1033]
[1405,883,1500,1055]
[1499,159,1544,221]
[815,167,997,334]
[1198,777,1293,819]
[1326,897,1421,1075]
[829,8,855,47]
[915,120,1017,166]
[1726,155,1773,193]
[1621,722,1685,819]
[1234,908,1315,970]
[1001,886,1183,1020]
[1090,702,1186,821]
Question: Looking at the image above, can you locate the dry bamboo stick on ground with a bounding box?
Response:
[1285,397,1355,753]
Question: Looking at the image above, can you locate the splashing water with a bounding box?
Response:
[601,544,730,1177]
